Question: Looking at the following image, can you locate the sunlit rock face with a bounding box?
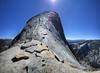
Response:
[0,11,91,73]
[11,11,66,45]
[11,11,84,69]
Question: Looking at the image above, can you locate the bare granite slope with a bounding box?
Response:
[0,11,100,73]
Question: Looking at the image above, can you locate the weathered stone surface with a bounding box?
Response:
[0,11,100,73]
[11,11,84,69]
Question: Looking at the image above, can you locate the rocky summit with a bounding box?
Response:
[0,11,100,73]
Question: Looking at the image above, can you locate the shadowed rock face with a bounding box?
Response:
[0,11,89,73]
[0,39,12,53]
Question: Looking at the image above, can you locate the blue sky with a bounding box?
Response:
[0,0,100,40]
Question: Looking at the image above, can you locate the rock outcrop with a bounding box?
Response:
[11,11,84,69]
[0,11,100,73]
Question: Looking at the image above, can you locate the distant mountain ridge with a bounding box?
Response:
[68,40,100,69]
[0,39,12,52]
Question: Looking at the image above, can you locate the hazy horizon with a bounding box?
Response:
[0,36,100,40]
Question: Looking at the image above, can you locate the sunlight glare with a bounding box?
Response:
[51,0,57,3]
